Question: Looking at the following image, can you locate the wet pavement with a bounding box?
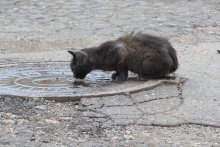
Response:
[0,0,220,146]
[0,62,112,98]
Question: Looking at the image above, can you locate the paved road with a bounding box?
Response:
[0,0,220,146]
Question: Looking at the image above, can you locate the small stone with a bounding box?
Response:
[31,136,36,141]
[5,113,18,118]
[123,134,134,140]
[166,23,176,27]
[126,130,131,134]
[35,105,47,110]
[58,116,72,121]
[208,31,214,34]
[18,119,29,124]
[42,139,50,143]
[45,119,59,124]
[2,119,16,125]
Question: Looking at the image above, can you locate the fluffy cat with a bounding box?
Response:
[68,32,178,81]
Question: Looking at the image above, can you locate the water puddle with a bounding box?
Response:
[0,62,142,98]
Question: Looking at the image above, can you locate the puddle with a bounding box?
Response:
[0,62,142,98]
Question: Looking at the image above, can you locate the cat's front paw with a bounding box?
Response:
[111,72,118,80]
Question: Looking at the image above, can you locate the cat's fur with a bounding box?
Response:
[68,32,178,81]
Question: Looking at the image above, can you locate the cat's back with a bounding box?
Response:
[118,33,170,52]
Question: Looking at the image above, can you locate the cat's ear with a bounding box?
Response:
[68,50,76,60]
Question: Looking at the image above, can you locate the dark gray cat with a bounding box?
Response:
[68,32,178,81]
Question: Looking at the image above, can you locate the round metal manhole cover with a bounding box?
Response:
[0,62,183,101]
[0,62,152,100]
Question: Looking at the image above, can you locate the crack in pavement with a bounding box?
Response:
[76,80,220,129]
[76,81,187,128]
[78,96,178,110]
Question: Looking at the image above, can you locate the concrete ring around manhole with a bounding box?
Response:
[0,62,184,102]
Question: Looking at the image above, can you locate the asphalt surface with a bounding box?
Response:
[0,0,220,146]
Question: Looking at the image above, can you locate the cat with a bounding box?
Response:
[68,32,178,81]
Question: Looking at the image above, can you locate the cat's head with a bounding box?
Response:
[68,50,93,79]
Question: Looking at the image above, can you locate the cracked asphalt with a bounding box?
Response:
[0,0,220,146]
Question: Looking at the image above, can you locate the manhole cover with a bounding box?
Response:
[0,62,141,100]
[0,62,183,102]
[0,62,109,95]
